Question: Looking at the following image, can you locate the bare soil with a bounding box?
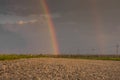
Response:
[0,58,120,80]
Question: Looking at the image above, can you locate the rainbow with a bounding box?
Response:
[40,0,59,55]
[90,0,107,54]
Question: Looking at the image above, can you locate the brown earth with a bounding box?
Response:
[0,58,120,80]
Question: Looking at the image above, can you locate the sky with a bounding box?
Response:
[0,0,120,54]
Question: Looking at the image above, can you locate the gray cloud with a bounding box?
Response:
[0,0,120,54]
[0,0,42,16]
[0,25,27,51]
[1,19,54,53]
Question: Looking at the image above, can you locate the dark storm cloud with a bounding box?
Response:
[0,0,91,16]
[0,0,120,17]
[49,0,120,35]
[0,25,27,49]
[1,21,54,53]
[0,25,7,34]
[0,0,120,54]
[0,0,42,16]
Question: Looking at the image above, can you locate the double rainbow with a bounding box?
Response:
[40,0,107,55]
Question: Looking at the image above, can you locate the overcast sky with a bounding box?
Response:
[0,0,120,54]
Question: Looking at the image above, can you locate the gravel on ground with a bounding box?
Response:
[0,58,119,80]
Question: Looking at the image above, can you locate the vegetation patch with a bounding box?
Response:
[0,54,120,61]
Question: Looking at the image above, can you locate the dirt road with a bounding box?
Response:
[0,58,120,80]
